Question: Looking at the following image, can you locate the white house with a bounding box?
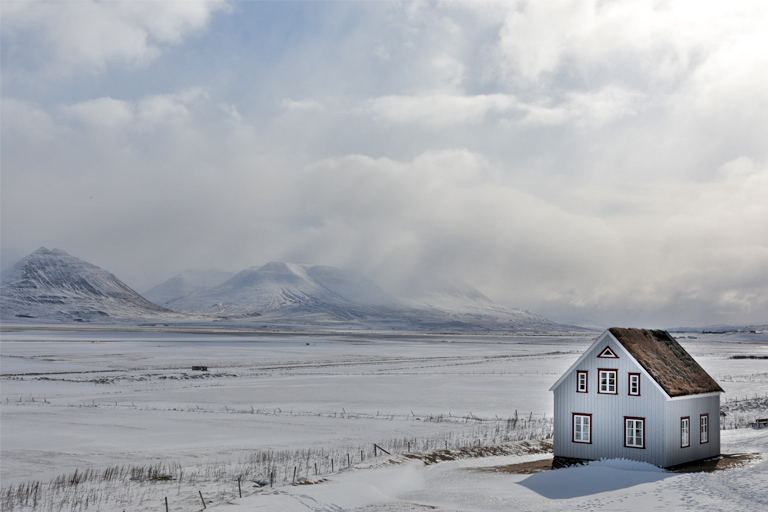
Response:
[550,328,724,468]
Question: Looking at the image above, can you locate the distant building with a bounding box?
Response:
[550,328,723,468]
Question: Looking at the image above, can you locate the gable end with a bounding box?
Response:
[597,346,619,358]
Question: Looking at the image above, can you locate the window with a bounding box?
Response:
[625,417,645,448]
[598,369,617,394]
[681,417,690,447]
[628,373,640,396]
[597,346,618,358]
[573,413,592,443]
[577,371,588,393]
[700,414,709,444]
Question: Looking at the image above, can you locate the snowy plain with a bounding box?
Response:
[1,327,767,511]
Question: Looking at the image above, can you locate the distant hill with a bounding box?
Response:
[668,324,768,333]
[0,248,181,323]
[165,262,400,318]
[166,262,580,332]
[0,249,589,332]
[400,278,556,330]
[142,268,236,305]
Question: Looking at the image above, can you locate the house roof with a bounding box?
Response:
[608,327,724,397]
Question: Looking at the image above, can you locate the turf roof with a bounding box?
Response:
[609,327,724,397]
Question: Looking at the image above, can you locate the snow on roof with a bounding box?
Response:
[608,327,724,397]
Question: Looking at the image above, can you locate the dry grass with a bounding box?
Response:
[0,415,553,512]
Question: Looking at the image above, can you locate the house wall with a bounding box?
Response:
[663,394,721,467]
[553,331,670,466]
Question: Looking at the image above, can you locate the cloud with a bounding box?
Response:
[56,88,209,133]
[520,86,645,127]
[2,0,226,74]
[60,97,134,132]
[2,1,767,328]
[3,87,768,326]
[492,0,758,86]
[362,93,518,126]
[361,85,643,129]
[281,99,326,112]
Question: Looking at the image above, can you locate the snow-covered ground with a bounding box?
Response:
[221,427,767,512]
[1,328,766,511]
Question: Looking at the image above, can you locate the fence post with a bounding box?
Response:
[198,490,206,509]
[165,497,169,512]
[238,477,242,498]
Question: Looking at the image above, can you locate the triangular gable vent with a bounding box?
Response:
[597,346,618,358]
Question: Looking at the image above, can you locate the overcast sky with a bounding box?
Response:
[2,0,767,328]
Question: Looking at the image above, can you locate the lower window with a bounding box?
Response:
[700,414,709,444]
[625,417,645,448]
[573,413,592,443]
[681,417,690,447]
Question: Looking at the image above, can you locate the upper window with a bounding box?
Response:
[625,417,645,448]
[628,373,640,396]
[598,369,617,394]
[577,371,588,393]
[597,346,619,358]
[700,414,709,444]
[681,417,690,448]
[573,413,592,443]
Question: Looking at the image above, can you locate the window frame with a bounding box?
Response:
[628,373,640,396]
[624,416,645,449]
[681,416,690,448]
[572,413,592,444]
[598,369,618,395]
[597,346,619,358]
[700,414,709,444]
[576,371,588,393]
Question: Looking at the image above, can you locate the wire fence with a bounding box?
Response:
[1,413,552,512]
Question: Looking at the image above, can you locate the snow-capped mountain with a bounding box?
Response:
[0,248,180,322]
[142,268,236,305]
[165,262,400,319]
[0,250,584,332]
[165,262,572,331]
[400,278,554,329]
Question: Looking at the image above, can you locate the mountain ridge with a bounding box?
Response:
[1,249,588,332]
[142,268,235,305]
[0,247,182,323]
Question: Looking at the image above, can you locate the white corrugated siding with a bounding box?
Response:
[663,394,721,467]
[552,331,720,467]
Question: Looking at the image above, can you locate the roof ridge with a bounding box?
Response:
[608,327,723,397]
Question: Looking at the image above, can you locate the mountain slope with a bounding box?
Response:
[0,248,180,322]
[142,268,236,305]
[166,262,575,332]
[401,278,553,328]
[166,262,400,319]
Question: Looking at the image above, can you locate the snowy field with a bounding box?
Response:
[1,327,767,511]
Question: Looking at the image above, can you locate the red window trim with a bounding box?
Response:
[628,373,640,396]
[572,413,592,444]
[624,416,646,449]
[597,368,618,395]
[576,370,588,393]
[597,346,619,358]
[681,416,691,448]
[700,414,709,444]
